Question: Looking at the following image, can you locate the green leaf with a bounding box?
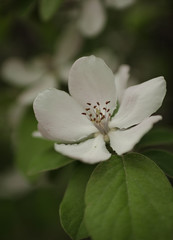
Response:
[136,127,173,149]
[16,108,74,176]
[143,149,173,178]
[28,147,74,175]
[85,153,173,240]
[39,0,62,21]
[15,108,52,178]
[60,163,95,240]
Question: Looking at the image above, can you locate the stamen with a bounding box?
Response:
[81,100,112,136]
[106,101,110,104]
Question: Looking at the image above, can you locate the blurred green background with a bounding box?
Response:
[0,0,173,239]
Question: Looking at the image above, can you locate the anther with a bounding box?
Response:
[107,109,110,112]
[82,113,86,115]
[87,103,91,105]
[106,101,110,104]
[97,102,100,105]
[85,108,90,111]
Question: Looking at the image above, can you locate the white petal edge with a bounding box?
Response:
[109,115,162,155]
[33,88,97,142]
[54,134,111,164]
[78,0,106,37]
[69,56,117,113]
[110,76,166,129]
[115,64,130,103]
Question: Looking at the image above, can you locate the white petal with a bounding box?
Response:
[33,88,97,142]
[1,58,46,87]
[32,130,42,138]
[78,0,106,37]
[69,56,117,113]
[115,64,130,103]
[109,115,162,155]
[36,123,56,140]
[18,73,57,106]
[106,0,135,9]
[110,76,166,129]
[54,134,111,164]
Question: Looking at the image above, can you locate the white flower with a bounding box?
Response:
[33,56,166,164]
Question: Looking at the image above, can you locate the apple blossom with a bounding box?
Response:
[33,56,166,164]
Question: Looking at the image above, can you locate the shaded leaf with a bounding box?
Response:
[143,149,173,178]
[60,163,95,240]
[85,153,173,240]
[136,127,173,149]
[28,147,74,175]
[15,108,52,178]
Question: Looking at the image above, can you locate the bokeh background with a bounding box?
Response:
[0,0,173,239]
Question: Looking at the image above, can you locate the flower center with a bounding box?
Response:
[82,101,111,135]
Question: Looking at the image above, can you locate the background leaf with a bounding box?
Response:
[28,147,74,175]
[15,108,52,178]
[136,127,173,149]
[143,149,173,178]
[85,153,173,240]
[39,0,62,21]
[60,163,95,240]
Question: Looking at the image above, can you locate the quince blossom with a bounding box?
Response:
[33,56,166,164]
